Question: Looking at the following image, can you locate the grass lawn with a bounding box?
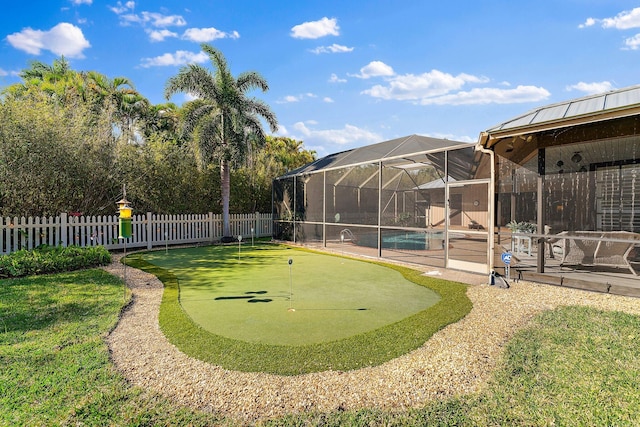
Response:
[0,269,227,426]
[2,259,639,426]
[139,245,441,345]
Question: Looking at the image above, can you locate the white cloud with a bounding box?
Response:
[418,85,550,106]
[356,64,547,106]
[109,1,135,15]
[578,17,596,29]
[329,73,347,83]
[601,7,640,29]
[6,22,90,58]
[140,50,208,67]
[277,93,317,103]
[0,68,8,77]
[323,97,334,103]
[566,81,614,95]
[310,44,353,54]
[147,29,178,42]
[182,27,240,42]
[291,17,339,39]
[113,5,186,28]
[623,33,640,49]
[71,0,92,4]
[293,122,381,145]
[362,69,488,100]
[580,7,640,30]
[350,61,395,79]
[282,95,301,103]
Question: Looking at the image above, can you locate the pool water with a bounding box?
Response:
[357,230,445,251]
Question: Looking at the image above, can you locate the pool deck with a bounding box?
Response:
[294,240,640,298]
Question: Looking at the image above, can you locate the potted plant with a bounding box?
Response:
[506,220,536,234]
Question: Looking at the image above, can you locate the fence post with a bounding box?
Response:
[209,212,214,243]
[147,212,153,250]
[60,212,68,247]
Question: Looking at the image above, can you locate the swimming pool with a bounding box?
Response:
[356,230,445,251]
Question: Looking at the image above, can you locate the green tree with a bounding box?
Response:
[143,102,182,142]
[84,71,149,143]
[253,136,316,177]
[0,92,118,216]
[164,44,278,238]
[230,136,316,212]
[116,135,218,214]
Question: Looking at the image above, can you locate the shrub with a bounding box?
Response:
[0,245,111,278]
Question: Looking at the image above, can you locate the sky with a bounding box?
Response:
[2,1,640,157]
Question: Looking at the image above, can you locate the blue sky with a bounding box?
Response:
[2,1,640,157]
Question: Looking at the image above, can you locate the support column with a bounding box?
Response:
[537,148,546,273]
[322,171,326,247]
[377,161,382,258]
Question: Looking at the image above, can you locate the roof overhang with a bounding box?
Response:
[478,105,640,150]
[477,84,640,150]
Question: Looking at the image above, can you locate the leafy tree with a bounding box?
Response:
[0,57,318,218]
[231,136,316,212]
[252,136,316,177]
[83,71,149,143]
[116,135,218,214]
[0,92,118,216]
[143,102,182,142]
[164,44,278,237]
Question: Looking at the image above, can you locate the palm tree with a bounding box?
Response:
[144,102,181,141]
[85,72,149,142]
[164,43,278,238]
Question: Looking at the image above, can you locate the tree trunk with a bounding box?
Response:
[221,159,231,237]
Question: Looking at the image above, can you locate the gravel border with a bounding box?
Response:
[103,254,640,424]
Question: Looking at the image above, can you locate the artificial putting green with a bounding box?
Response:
[140,244,440,346]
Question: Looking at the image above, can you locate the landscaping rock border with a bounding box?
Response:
[103,254,640,424]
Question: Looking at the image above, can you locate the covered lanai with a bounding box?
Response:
[479,84,640,294]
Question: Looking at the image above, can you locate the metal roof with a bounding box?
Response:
[277,134,471,178]
[483,84,640,136]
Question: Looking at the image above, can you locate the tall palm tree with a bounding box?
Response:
[85,72,149,142]
[164,44,278,238]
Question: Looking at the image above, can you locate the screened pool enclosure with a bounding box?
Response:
[274,87,640,284]
[273,135,493,273]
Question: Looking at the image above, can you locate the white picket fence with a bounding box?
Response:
[0,212,272,255]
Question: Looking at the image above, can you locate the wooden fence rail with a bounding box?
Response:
[0,212,272,255]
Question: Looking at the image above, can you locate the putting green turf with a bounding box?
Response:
[141,244,440,345]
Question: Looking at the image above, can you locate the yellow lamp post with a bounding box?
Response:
[117,196,132,297]
[117,198,132,239]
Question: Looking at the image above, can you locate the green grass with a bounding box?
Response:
[126,244,472,375]
[0,269,228,426]
[3,258,639,426]
[262,305,640,427]
[140,245,441,346]
[469,305,640,426]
